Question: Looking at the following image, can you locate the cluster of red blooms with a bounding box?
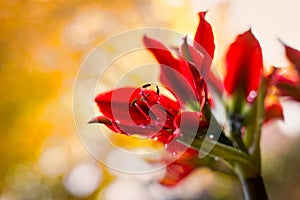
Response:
[89,12,300,186]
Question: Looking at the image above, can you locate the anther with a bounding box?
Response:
[130,98,138,108]
[156,85,160,95]
[142,83,151,88]
[130,98,150,120]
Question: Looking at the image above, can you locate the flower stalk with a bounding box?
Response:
[235,164,268,200]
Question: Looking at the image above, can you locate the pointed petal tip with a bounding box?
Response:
[277,38,297,51]
[143,35,151,46]
[279,40,300,73]
[143,34,148,40]
[182,35,188,41]
[278,38,286,46]
[88,117,98,124]
[88,116,112,125]
[194,10,215,58]
[243,28,254,37]
[198,11,208,18]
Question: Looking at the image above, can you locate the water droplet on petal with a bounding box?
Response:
[247,90,257,103]
[139,124,146,128]
[214,157,220,161]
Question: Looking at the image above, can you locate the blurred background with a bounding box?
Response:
[1,0,300,199]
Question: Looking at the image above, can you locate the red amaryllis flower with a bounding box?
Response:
[90,85,207,185]
[223,30,283,122]
[90,12,216,186]
[224,29,263,103]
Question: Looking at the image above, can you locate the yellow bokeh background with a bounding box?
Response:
[0,1,198,199]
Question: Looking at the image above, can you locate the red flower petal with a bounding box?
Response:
[143,36,200,106]
[160,147,199,186]
[174,111,209,137]
[96,87,179,123]
[180,37,204,71]
[88,115,112,125]
[194,12,215,59]
[143,35,178,69]
[180,39,223,101]
[88,115,119,133]
[94,87,181,139]
[274,75,300,102]
[264,102,284,123]
[90,114,179,142]
[224,29,263,101]
[180,38,206,102]
[95,87,148,125]
[282,41,300,74]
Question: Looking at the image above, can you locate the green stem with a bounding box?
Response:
[179,135,269,200]
[232,130,248,153]
[233,162,268,200]
[237,174,268,199]
[178,137,257,174]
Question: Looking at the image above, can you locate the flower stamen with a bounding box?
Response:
[130,98,150,120]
